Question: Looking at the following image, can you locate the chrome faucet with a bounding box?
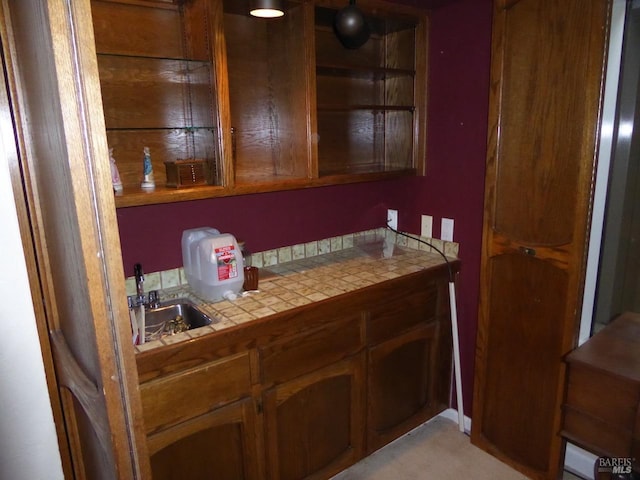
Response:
[129,263,159,309]
[134,263,145,304]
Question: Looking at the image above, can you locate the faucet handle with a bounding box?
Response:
[134,263,144,280]
[148,290,159,309]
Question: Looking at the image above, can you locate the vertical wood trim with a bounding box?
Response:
[0,5,74,476]
[305,1,319,179]
[415,13,429,176]
[211,0,234,188]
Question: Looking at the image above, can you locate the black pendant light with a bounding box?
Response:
[249,0,285,18]
[333,0,370,49]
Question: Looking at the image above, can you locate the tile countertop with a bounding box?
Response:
[134,239,456,354]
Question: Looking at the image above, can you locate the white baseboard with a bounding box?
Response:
[437,410,596,479]
[438,408,472,434]
[564,443,596,480]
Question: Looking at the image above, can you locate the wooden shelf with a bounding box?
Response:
[113,184,226,208]
[316,63,415,80]
[97,52,211,64]
[317,105,415,112]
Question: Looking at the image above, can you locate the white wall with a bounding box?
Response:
[0,130,63,476]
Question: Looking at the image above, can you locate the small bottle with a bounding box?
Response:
[109,147,123,193]
[239,241,259,291]
[141,146,155,190]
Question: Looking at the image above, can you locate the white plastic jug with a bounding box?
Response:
[182,227,244,301]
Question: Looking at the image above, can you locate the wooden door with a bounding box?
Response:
[3,0,150,478]
[471,1,611,479]
[147,398,262,480]
[367,323,438,453]
[262,355,366,480]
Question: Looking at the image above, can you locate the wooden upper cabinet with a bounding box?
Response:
[221,0,311,188]
[90,0,427,207]
[314,1,427,178]
[92,0,224,207]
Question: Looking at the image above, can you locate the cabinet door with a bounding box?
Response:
[147,398,262,480]
[262,355,365,480]
[92,0,224,205]
[367,323,438,453]
[472,1,610,478]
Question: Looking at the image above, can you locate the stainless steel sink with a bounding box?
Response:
[143,299,214,341]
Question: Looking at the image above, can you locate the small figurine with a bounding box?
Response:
[141,146,155,190]
[109,147,123,193]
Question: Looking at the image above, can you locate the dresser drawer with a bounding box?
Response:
[565,363,639,429]
[260,315,364,385]
[140,352,252,434]
[367,284,439,346]
[562,406,633,458]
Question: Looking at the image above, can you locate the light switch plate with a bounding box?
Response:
[441,218,454,241]
[421,215,433,237]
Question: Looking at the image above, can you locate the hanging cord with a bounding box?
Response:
[386,222,466,434]
[385,224,454,282]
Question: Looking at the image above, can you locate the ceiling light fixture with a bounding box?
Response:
[250,0,285,18]
[333,0,370,49]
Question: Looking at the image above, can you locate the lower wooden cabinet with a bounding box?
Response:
[136,264,456,480]
[263,355,366,480]
[147,398,262,480]
[367,324,438,453]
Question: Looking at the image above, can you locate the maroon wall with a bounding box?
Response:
[116,0,493,416]
[405,0,493,416]
[117,177,414,274]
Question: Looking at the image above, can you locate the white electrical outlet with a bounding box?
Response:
[387,209,398,230]
[441,218,454,241]
[421,215,433,237]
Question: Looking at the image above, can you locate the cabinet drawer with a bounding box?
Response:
[260,315,364,385]
[562,406,633,458]
[140,352,252,434]
[367,284,438,345]
[565,363,640,430]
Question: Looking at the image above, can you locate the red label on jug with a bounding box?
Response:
[215,245,238,280]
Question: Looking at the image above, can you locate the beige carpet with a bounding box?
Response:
[332,416,566,480]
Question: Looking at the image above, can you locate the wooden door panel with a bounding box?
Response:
[148,398,262,480]
[482,254,566,471]
[263,356,365,480]
[367,323,438,453]
[494,0,602,245]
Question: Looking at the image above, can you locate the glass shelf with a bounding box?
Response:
[316,64,415,80]
[97,52,211,65]
[317,105,415,112]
